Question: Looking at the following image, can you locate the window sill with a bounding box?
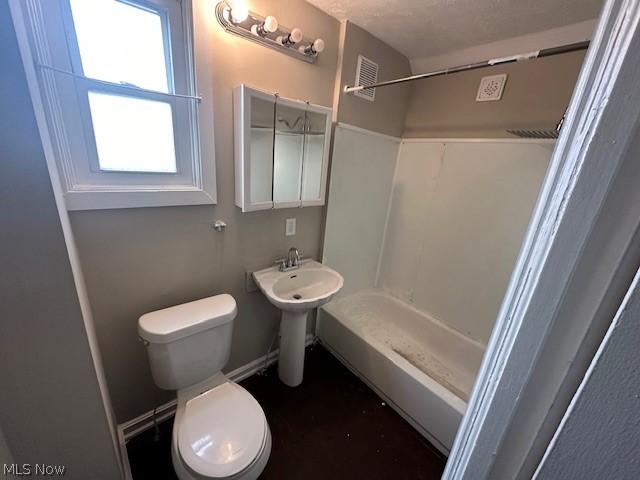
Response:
[64,188,216,210]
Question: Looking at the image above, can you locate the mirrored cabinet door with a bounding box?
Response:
[234,84,332,212]
[273,98,306,208]
[234,85,276,211]
[301,106,331,205]
[249,95,275,206]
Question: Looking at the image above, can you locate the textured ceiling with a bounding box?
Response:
[306,0,602,59]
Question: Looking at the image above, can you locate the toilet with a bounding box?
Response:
[138,294,271,480]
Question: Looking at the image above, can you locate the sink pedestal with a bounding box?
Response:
[252,260,343,387]
[278,310,308,387]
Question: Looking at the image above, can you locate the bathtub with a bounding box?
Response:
[317,289,485,454]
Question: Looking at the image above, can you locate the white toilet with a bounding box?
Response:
[138,294,271,480]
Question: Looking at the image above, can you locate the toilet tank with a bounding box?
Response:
[138,294,237,390]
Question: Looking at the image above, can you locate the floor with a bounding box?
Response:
[127,344,447,479]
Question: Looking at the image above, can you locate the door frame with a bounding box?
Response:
[444,0,640,477]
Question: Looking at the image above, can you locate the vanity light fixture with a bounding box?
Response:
[215,2,323,63]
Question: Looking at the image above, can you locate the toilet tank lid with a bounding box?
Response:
[138,294,237,344]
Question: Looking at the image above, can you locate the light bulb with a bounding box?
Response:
[299,38,326,55]
[312,38,325,53]
[263,15,278,33]
[230,1,249,23]
[289,28,303,43]
[251,15,278,36]
[277,28,303,46]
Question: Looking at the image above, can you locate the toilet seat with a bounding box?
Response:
[177,382,268,479]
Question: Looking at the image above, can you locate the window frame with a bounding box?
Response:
[11,0,217,210]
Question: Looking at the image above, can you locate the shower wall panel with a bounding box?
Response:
[379,140,552,344]
[322,125,400,295]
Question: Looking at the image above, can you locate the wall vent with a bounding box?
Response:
[354,55,378,101]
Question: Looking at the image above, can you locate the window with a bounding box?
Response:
[11,0,216,209]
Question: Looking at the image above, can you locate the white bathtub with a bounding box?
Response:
[318,289,485,453]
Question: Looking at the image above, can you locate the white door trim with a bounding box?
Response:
[444,0,640,478]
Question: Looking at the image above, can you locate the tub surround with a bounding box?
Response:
[321,125,400,295]
[380,140,552,344]
[324,129,552,346]
[321,126,553,450]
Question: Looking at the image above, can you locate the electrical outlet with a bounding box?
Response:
[286,218,296,236]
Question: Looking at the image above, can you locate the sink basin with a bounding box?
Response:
[253,261,343,386]
[254,262,343,312]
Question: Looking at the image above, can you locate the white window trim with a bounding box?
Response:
[10,0,217,210]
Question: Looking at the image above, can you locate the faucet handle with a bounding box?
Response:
[287,247,301,266]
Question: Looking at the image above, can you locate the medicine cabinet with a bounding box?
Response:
[234,85,332,212]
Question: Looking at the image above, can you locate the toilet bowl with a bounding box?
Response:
[171,378,271,480]
[139,295,271,480]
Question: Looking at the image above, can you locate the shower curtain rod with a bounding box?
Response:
[343,41,590,94]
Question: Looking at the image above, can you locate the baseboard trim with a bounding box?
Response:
[118,426,134,480]
[119,333,316,443]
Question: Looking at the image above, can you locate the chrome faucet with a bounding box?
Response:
[276,247,301,272]
[287,247,300,268]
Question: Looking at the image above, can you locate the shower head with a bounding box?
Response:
[506,129,559,139]
[507,108,566,139]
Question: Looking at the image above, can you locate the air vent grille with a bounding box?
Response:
[354,55,378,101]
[476,74,507,102]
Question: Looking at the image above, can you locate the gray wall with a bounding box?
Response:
[534,267,640,479]
[0,6,122,478]
[0,426,15,479]
[69,0,340,422]
[334,21,412,137]
[404,50,586,138]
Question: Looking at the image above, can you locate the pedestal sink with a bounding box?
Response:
[253,260,343,386]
